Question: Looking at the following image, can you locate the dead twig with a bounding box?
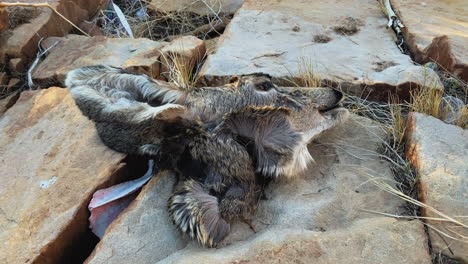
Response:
[27,37,60,89]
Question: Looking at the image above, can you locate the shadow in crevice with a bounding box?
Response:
[47,155,150,264]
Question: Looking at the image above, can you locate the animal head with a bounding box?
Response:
[179,74,348,178]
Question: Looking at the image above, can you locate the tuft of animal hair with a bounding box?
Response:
[66,65,185,124]
[219,105,312,179]
[168,180,230,248]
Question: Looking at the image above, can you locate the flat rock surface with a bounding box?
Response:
[32,35,206,88]
[0,87,125,264]
[392,0,468,81]
[160,218,429,264]
[199,0,442,101]
[85,115,431,263]
[0,0,107,65]
[32,35,167,87]
[149,0,244,15]
[85,171,187,264]
[406,113,468,261]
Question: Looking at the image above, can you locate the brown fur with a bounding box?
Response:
[66,65,348,247]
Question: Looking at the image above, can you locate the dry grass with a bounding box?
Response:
[281,56,322,88]
[296,57,322,87]
[408,72,467,129]
[454,107,468,128]
[160,45,207,90]
[98,0,227,41]
[410,85,446,120]
[161,53,202,90]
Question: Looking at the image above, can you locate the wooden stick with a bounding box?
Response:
[0,2,90,36]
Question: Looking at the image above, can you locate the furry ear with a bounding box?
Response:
[228,75,240,83]
[218,106,313,179]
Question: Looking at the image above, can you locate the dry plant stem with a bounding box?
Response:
[361,209,460,223]
[0,2,90,36]
[365,208,467,244]
[367,178,467,229]
[27,38,60,89]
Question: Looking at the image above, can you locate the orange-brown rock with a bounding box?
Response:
[392,0,468,81]
[85,116,432,264]
[160,36,206,80]
[149,0,244,16]
[32,35,206,87]
[0,0,107,65]
[0,87,126,264]
[0,92,19,117]
[406,113,468,261]
[199,0,443,101]
[0,7,8,32]
[32,35,167,87]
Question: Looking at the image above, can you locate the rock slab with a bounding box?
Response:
[392,0,468,82]
[406,113,468,261]
[160,218,429,264]
[199,0,442,101]
[85,115,432,263]
[149,0,244,15]
[32,35,166,86]
[0,0,107,66]
[0,87,125,264]
[85,171,187,264]
[32,35,206,87]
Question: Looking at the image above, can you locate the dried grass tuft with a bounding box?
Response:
[161,50,206,90]
[454,107,468,128]
[98,0,227,41]
[293,57,468,260]
[410,85,446,120]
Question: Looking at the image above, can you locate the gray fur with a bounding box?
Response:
[66,65,349,247]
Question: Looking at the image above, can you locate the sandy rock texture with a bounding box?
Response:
[32,35,205,87]
[199,0,442,101]
[85,171,187,264]
[149,0,244,15]
[0,87,126,264]
[392,0,468,82]
[0,0,107,70]
[406,113,468,261]
[85,115,431,264]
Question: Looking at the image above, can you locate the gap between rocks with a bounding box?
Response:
[50,156,149,264]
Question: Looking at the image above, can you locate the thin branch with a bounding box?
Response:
[27,38,60,89]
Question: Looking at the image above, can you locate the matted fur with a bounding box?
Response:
[66,65,349,247]
[168,180,230,247]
